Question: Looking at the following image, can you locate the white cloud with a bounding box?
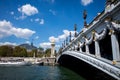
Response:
[14,15,26,20]
[35,18,40,22]
[0,42,17,46]
[40,29,77,49]
[49,36,59,42]
[30,18,44,25]
[18,4,38,16]
[48,30,77,43]
[16,4,38,20]
[0,20,35,39]
[49,9,56,15]
[81,0,93,6]
[55,45,60,48]
[40,19,44,24]
[25,41,30,44]
[40,42,51,49]
[35,36,39,39]
[10,11,14,15]
[39,42,60,49]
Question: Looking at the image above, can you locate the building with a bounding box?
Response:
[19,43,37,52]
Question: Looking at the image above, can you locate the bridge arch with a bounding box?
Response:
[57,51,119,80]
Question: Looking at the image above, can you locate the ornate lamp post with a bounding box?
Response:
[51,39,55,58]
[62,43,64,49]
[74,24,77,37]
[64,40,65,47]
[66,37,68,45]
[69,32,71,42]
[106,0,111,7]
[83,10,87,28]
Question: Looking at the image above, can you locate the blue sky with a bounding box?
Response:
[0,0,105,50]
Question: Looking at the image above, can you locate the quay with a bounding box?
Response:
[0,57,57,66]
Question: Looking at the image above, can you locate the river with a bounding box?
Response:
[0,65,85,80]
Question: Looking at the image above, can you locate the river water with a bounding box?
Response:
[0,65,85,80]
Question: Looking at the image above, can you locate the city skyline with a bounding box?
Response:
[0,0,105,50]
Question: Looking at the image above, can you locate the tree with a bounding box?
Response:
[38,47,44,51]
[0,46,13,57]
[13,46,27,57]
[45,48,51,57]
[27,51,34,57]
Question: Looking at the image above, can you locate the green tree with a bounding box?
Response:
[13,46,27,57]
[27,49,37,57]
[27,51,34,57]
[38,47,44,51]
[45,48,51,57]
[0,46,13,57]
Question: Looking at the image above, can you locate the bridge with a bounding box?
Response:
[57,0,120,80]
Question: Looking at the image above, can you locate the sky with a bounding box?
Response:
[0,0,106,50]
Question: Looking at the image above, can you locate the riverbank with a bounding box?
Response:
[0,57,57,66]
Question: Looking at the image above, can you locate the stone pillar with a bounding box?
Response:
[51,41,55,58]
[84,37,90,54]
[86,44,89,54]
[75,45,78,51]
[80,47,82,52]
[79,42,83,52]
[95,41,101,57]
[110,30,120,61]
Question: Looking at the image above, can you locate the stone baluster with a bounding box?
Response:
[85,44,89,54]
[105,20,120,62]
[93,31,101,57]
[94,28,108,58]
[79,41,84,52]
[110,29,120,62]
[95,41,101,57]
[77,42,80,51]
[84,37,90,54]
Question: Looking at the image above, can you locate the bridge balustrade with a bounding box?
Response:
[61,2,120,62]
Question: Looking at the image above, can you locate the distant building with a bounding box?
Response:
[19,43,37,52]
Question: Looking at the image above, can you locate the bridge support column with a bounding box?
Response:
[75,45,77,51]
[86,45,89,54]
[80,47,82,52]
[111,31,120,62]
[95,41,101,57]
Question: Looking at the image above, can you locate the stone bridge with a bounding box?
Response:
[57,0,120,80]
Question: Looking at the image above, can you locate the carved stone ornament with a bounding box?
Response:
[111,21,120,32]
[94,28,107,41]
[83,35,93,45]
[79,41,84,48]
